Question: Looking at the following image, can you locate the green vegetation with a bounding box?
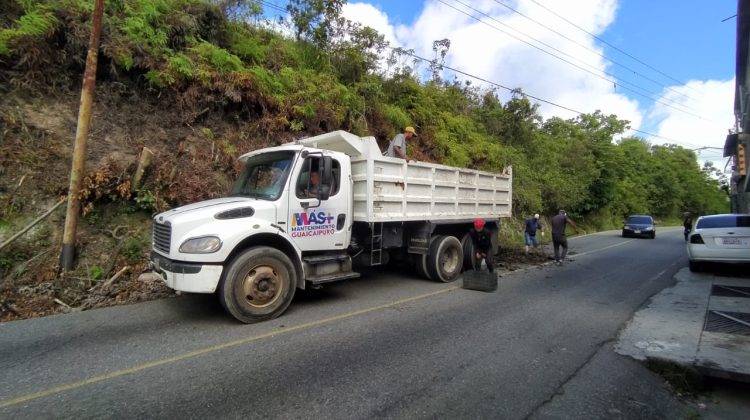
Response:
[0,0,729,223]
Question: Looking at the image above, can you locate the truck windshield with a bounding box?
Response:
[229,151,294,200]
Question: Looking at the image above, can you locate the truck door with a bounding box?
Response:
[288,155,351,251]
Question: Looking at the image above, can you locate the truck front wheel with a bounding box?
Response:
[427,235,462,283]
[219,247,296,323]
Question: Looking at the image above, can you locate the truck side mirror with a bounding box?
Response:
[318,156,333,201]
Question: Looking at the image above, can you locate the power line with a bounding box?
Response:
[389,46,709,149]
[490,0,697,104]
[441,0,707,120]
[260,1,286,14]
[528,0,702,95]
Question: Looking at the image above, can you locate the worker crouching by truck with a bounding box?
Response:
[470,218,494,272]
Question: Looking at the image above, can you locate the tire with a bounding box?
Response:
[688,260,702,273]
[488,224,499,257]
[426,235,463,283]
[219,247,296,323]
[460,232,476,271]
[650,232,656,239]
[413,253,433,281]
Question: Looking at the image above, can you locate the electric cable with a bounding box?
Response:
[490,0,698,103]
[388,46,711,149]
[440,0,707,120]
[528,0,703,95]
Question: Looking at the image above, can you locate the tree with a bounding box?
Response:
[330,22,388,84]
[429,38,450,83]
[213,0,262,21]
[497,90,541,147]
[574,112,629,213]
[286,0,345,48]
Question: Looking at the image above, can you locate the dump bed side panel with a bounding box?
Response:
[352,157,512,223]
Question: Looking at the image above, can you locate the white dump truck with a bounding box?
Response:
[150,131,512,323]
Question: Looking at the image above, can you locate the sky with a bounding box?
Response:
[263,0,740,168]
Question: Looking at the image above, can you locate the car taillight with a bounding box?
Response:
[689,234,704,244]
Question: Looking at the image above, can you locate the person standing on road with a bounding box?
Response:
[470,218,494,272]
[524,213,544,253]
[551,209,578,266]
[386,126,417,160]
[683,212,693,242]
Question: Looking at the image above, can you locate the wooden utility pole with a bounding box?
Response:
[60,0,105,271]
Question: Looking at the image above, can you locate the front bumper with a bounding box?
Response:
[150,251,223,293]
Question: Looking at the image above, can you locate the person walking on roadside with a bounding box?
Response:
[470,218,494,272]
[386,126,417,160]
[683,212,693,242]
[551,209,578,266]
[524,213,544,253]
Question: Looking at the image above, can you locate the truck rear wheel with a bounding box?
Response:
[427,235,462,283]
[219,247,296,323]
[413,253,433,280]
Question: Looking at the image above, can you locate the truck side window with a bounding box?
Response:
[296,158,340,199]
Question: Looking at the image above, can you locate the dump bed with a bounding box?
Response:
[351,158,511,222]
[297,131,512,223]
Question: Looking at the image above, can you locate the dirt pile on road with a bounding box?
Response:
[495,246,553,272]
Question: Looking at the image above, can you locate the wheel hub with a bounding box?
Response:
[241,266,282,307]
[441,247,460,273]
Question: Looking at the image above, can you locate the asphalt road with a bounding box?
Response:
[0,228,696,418]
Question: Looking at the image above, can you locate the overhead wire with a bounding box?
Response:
[527,0,703,95]
[440,0,707,120]
[259,0,287,14]
[388,46,709,149]
[490,0,698,104]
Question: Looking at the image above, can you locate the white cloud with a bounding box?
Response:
[647,78,735,166]
[342,3,402,47]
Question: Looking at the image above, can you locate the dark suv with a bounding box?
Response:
[622,215,656,239]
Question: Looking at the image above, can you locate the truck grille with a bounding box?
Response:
[152,221,172,254]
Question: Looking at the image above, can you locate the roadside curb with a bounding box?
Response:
[615,268,750,382]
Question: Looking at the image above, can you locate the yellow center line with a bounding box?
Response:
[0,286,459,409]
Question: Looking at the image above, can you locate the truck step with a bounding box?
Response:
[307,272,361,285]
[302,253,350,264]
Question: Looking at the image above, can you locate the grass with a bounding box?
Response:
[645,359,707,397]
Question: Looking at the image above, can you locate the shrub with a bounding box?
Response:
[191,41,243,72]
[0,7,58,56]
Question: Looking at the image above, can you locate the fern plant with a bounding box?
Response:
[0,7,58,56]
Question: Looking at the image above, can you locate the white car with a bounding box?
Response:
[686,213,750,272]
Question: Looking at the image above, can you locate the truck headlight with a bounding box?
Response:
[179,236,222,253]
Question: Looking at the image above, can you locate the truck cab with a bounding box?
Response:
[151,143,355,323]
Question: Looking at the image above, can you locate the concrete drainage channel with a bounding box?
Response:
[704,310,750,336]
[703,285,750,336]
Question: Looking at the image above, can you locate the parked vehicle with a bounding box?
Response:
[622,215,656,239]
[686,213,750,272]
[150,131,513,323]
